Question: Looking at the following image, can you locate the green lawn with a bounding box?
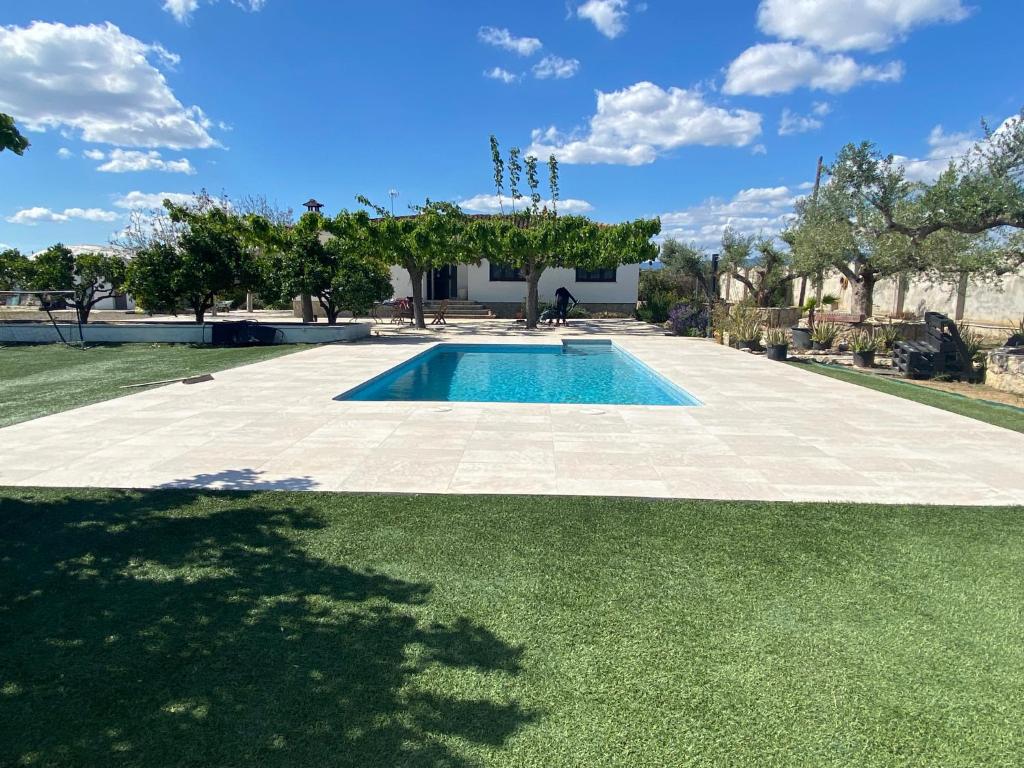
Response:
[1,489,1021,767]
[789,360,1024,433]
[0,343,311,428]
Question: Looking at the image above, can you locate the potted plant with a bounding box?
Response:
[849,331,878,367]
[810,320,841,351]
[730,305,762,350]
[791,298,815,349]
[764,327,788,361]
[821,293,839,311]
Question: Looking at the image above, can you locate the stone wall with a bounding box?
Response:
[986,347,1024,396]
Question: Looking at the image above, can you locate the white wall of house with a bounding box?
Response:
[465,260,639,306]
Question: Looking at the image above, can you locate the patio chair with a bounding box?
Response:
[390,299,410,324]
[430,299,449,325]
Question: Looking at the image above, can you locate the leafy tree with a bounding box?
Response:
[0,248,31,291]
[68,252,129,323]
[655,239,711,301]
[358,197,476,329]
[788,144,1006,316]
[0,113,29,155]
[124,242,181,315]
[274,211,392,324]
[485,138,660,328]
[25,244,74,293]
[125,200,256,323]
[719,229,798,308]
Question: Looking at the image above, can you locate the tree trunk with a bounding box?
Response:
[408,267,426,328]
[525,266,540,329]
[851,272,876,317]
[300,293,315,323]
[325,302,338,325]
[194,305,206,323]
[78,303,92,324]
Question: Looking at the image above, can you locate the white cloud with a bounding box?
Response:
[113,191,200,210]
[659,186,799,248]
[459,194,594,215]
[757,0,970,52]
[778,107,824,135]
[577,0,630,39]
[56,147,72,159]
[7,206,120,225]
[723,42,903,96]
[526,81,762,165]
[0,21,218,149]
[812,101,831,116]
[477,26,542,56]
[164,0,267,24]
[893,124,978,182]
[88,149,196,174]
[751,144,767,156]
[83,149,106,160]
[484,67,521,84]
[533,55,581,80]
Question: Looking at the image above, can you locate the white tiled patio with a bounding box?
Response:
[1,321,1021,504]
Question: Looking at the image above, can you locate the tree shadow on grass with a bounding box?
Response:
[0,488,535,766]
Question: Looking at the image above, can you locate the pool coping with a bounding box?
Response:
[333,340,701,406]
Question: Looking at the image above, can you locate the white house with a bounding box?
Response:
[27,244,135,311]
[382,260,640,318]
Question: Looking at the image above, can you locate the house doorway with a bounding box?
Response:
[428,265,456,300]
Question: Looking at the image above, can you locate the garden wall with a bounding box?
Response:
[0,321,370,345]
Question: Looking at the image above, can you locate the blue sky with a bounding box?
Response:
[1,0,1021,253]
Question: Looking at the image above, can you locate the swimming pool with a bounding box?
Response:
[337,342,700,406]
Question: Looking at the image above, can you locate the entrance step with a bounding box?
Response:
[422,300,495,319]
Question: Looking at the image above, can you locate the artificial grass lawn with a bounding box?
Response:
[1,489,1021,767]
[0,343,311,428]
[790,360,1024,434]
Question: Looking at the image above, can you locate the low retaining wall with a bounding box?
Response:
[987,347,1024,396]
[0,321,371,345]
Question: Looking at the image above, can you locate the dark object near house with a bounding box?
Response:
[766,344,787,361]
[209,320,280,346]
[852,350,875,368]
[1008,332,1024,347]
[790,327,812,349]
[891,312,976,381]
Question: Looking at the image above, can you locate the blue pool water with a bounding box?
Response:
[338,342,699,406]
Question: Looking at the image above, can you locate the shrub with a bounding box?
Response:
[667,302,708,336]
[821,293,839,306]
[958,324,985,365]
[636,290,677,324]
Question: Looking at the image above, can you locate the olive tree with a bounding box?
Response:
[0,248,31,290]
[719,228,799,308]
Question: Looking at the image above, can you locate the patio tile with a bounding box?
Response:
[1,326,1021,504]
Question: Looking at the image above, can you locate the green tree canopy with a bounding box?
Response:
[126,199,256,323]
[271,210,392,324]
[484,137,660,327]
[0,248,31,291]
[0,113,30,156]
[358,197,477,328]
